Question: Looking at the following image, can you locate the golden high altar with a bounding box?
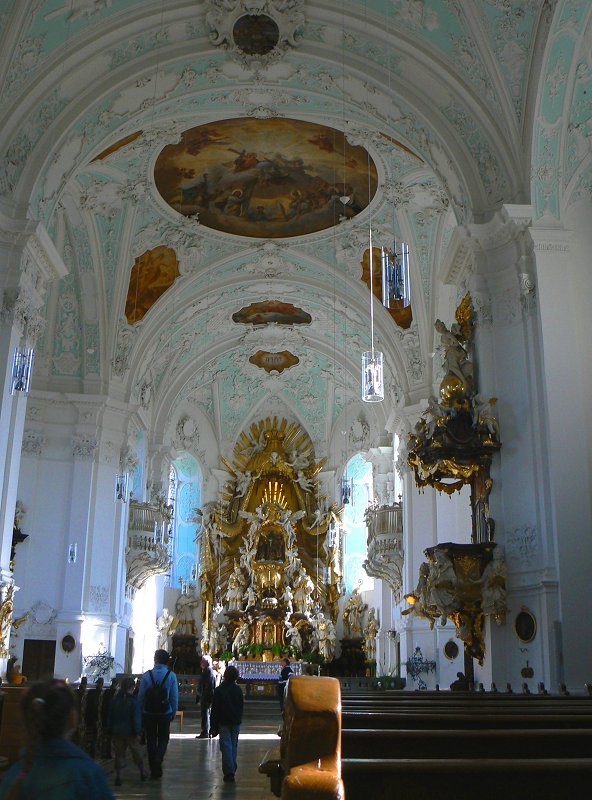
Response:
[198,418,342,660]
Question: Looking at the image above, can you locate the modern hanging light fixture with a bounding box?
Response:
[362,227,385,402]
[10,346,35,395]
[381,240,411,309]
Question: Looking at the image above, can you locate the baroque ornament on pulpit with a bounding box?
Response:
[404,294,505,664]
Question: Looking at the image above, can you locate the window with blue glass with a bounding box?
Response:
[342,453,374,592]
[168,454,202,589]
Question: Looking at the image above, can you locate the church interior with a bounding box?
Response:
[1,2,592,785]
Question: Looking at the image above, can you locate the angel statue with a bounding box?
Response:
[280,585,294,614]
[434,318,473,392]
[232,621,251,655]
[284,617,303,653]
[244,583,258,610]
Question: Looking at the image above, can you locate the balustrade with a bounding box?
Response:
[363,502,404,600]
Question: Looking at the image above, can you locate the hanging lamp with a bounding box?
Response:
[362,227,384,402]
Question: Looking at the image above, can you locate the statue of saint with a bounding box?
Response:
[434,318,473,392]
[173,591,199,636]
[342,588,367,638]
[226,561,245,612]
[156,608,175,650]
[311,612,336,661]
[293,568,314,615]
[244,583,258,610]
[364,608,379,661]
[402,562,439,630]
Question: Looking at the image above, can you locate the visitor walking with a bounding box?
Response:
[138,649,178,779]
[107,675,147,786]
[277,656,294,712]
[0,679,114,799]
[198,654,216,738]
[210,665,244,783]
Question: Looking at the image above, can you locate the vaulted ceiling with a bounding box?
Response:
[1,0,589,458]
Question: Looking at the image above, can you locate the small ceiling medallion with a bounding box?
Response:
[206,0,305,67]
[249,350,299,373]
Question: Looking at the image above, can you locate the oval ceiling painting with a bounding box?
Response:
[154,118,378,238]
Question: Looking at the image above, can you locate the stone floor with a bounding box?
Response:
[108,700,280,799]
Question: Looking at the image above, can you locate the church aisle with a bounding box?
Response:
[109,701,279,800]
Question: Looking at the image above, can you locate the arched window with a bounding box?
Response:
[342,453,374,592]
[168,454,202,589]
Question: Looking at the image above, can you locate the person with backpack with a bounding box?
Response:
[138,649,178,779]
[210,665,244,783]
[107,675,147,786]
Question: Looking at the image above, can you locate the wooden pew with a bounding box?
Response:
[259,676,344,799]
[261,680,592,800]
[0,687,27,764]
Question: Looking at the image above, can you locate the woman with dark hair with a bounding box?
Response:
[0,680,114,799]
[210,665,244,783]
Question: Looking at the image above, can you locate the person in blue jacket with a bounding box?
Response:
[0,679,114,800]
[137,649,178,779]
[107,675,147,786]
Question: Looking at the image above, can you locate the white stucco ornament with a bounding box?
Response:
[206,0,305,67]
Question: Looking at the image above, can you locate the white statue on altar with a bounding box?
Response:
[293,568,314,615]
[226,561,245,611]
[244,583,258,609]
[312,611,336,661]
[232,620,250,655]
[156,608,175,650]
[174,591,199,636]
[281,585,293,614]
[285,617,303,653]
[295,470,314,492]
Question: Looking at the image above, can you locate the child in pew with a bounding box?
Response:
[0,679,114,800]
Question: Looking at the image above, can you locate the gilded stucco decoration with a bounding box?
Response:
[197,417,342,659]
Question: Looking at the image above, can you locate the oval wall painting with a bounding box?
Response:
[154,118,378,238]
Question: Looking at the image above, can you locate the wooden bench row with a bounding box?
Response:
[260,677,592,800]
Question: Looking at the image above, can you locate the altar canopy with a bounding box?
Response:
[199,418,342,658]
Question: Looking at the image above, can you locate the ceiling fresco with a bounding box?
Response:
[1,1,588,462]
[154,118,378,238]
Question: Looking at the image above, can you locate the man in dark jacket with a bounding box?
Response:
[277,656,294,712]
[198,655,217,738]
[210,665,244,783]
[138,649,178,779]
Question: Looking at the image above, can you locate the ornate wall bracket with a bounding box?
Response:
[363,502,404,601]
[125,501,172,592]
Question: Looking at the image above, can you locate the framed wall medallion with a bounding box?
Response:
[60,634,76,653]
[443,639,459,660]
[514,608,537,643]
